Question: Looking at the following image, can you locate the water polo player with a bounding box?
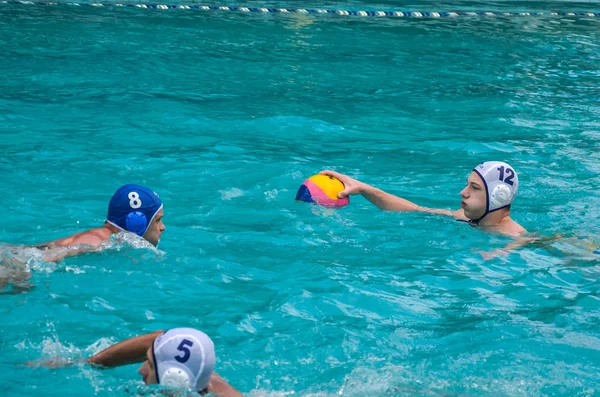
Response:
[24,184,164,261]
[321,161,526,237]
[32,328,242,397]
[1,184,165,288]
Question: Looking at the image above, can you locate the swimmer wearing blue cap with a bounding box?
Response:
[1,184,164,286]
[322,161,526,237]
[33,328,242,397]
[35,184,165,258]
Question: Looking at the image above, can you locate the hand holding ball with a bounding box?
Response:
[295,174,349,208]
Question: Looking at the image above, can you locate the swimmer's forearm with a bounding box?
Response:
[87,331,164,368]
[208,372,244,397]
[360,186,458,217]
[501,237,536,251]
[360,186,421,212]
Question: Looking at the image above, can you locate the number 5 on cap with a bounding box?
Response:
[175,339,194,363]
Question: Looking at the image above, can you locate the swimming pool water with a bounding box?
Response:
[1,2,599,396]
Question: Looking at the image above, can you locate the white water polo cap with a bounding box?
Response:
[151,328,216,392]
[473,161,519,217]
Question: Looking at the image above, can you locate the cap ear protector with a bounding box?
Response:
[160,367,191,389]
[489,184,512,209]
[125,211,148,236]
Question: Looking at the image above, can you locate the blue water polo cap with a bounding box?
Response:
[106,184,163,236]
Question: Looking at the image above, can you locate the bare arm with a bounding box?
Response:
[26,330,164,369]
[87,330,164,368]
[480,236,537,260]
[206,372,244,397]
[359,185,421,212]
[320,170,463,218]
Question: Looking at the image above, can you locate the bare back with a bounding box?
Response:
[38,226,114,249]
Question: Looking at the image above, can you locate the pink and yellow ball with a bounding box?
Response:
[295,174,349,208]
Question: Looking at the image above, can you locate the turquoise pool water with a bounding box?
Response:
[1,2,600,396]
